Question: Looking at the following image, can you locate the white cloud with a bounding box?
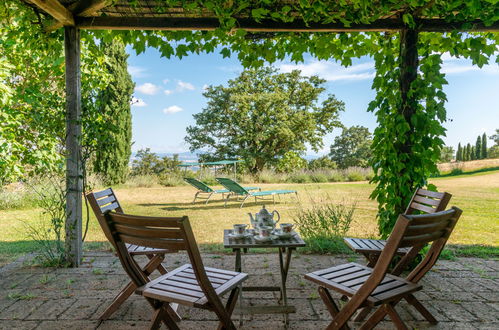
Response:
[176,80,195,91]
[279,60,375,82]
[135,83,160,95]
[131,97,147,107]
[128,66,148,78]
[164,89,173,95]
[163,105,183,114]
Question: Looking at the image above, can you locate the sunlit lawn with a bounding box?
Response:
[1,171,498,266]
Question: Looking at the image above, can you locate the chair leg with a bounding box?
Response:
[217,287,240,330]
[359,304,388,330]
[240,195,250,208]
[205,192,214,204]
[150,303,179,330]
[99,281,136,320]
[385,303,408,330]
[318,287,350,330]
[353,306,373,322]
[405,294,437,324]
[192,192,199,204]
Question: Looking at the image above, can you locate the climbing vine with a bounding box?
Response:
[5,0,499,237]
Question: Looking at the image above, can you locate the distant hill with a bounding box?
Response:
[131,151,324,163]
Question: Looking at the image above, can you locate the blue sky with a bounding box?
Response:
[127,47,499,156]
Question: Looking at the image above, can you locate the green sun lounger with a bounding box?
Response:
[216,177,298,208]
[184,177,259,204]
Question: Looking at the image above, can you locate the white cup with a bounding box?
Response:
[233,224,247,236]
[280,223,294,234]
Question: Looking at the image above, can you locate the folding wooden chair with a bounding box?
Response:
[344,188,452,268]
[102,212,248,330]
[305,207,462,330]
[86,188,178,321]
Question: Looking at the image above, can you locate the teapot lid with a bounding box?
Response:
[257,205,271,216]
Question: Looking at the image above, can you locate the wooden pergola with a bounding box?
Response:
[21,0,498,266]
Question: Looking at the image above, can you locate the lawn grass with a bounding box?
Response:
[1,171,498,266]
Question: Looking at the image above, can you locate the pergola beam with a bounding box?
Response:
[46,0,110,32]
[30,0,74,26]
[76,17,499,32]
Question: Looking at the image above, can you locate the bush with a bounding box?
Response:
[309,170,329,183]
[326,170,346,182]
[158,172,185,187]
[123,174,159,188]
[0,183,40,210]
[287,171,311,183]
[345,168,365,182]
[293,196,356,253]
[257,169,287,183]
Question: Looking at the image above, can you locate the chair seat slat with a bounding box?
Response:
[183,268,235,280]
[114,224,183,239]
[93,188,113,199]
[151,283,206,298]
[312,263,357,276]
[410,202,436,214]
[413,195,440,206]
[101,202,120,213]
[416,189,445,199]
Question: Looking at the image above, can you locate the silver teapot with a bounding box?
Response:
[248,205,280,229]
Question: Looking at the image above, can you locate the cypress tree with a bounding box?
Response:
[92,40,134,185]
[481,133,487,159]
[465,143,471,161]
[471,146,476,160]
[456,143,462,161]
[475,135,481,159]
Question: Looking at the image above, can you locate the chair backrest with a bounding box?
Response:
[374,207,462,284]
[216,177,248,195]
[341,207,462,318]
[102,211,223,305]
[405,188,452,215]
[86,188,124,246]
[346,207,462,313]
[184,177,213,193]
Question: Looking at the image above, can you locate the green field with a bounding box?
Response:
[1,171,498,266]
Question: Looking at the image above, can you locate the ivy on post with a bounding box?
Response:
[64,26,83,267]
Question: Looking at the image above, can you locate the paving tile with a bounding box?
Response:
[0,320,39,330]
[26,298,76,320]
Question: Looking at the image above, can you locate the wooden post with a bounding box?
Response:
[396,27,419,215]
[64,26,82,267]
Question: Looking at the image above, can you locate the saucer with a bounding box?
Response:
[274,231,295,239]
[253,235,275,243]
[228,231,253,239]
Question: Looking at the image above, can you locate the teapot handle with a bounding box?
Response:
[272,210,280,223]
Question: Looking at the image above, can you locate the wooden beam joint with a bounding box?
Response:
[30,0,74,26]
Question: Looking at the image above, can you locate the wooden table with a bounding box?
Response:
[223,229,306,326]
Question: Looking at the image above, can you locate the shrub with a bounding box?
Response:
[309,170,329,183]
[293,196,356,253]
[308,156,337,170]
[158,172,185,187]
[327,170,346,182]
[256,169,288,183]
[123,174,159,188]
[287,171,311,183]
[0,183,40,210]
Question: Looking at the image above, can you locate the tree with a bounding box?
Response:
[439,146,454,163]
[489,145,499,158]
[465,143,472,161]
[471,146,476,160]
[481,133,487,159]
[475,135,482,160]
[131,148,181,176]
[91,40,134,185]
[456,143,462,161]
[329,126,372,168]
[185,67,344,173]
[491,129,499,146]
[275,151,307,173]
[308,156,337,170]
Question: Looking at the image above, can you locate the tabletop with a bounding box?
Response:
[223,229,306,249]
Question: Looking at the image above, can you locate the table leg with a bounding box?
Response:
[278,247,293,327]
[234,248,243,326]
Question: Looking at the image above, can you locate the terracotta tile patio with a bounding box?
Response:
[0,251,497,329]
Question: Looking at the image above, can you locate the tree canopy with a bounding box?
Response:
[330,126,373,168]
[185,67,344,173]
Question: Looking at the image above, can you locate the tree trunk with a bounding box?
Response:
[396,27,419,214]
